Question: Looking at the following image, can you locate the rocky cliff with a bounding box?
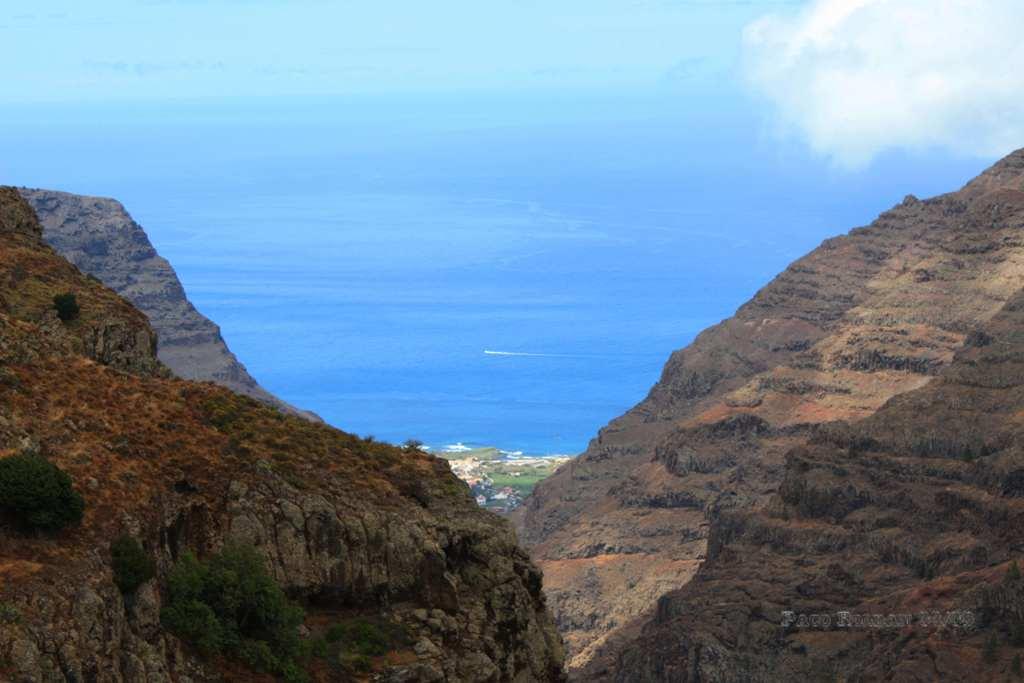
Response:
[517,149,1024,677]
[601,279,1024,682]
[19,189,317,421]
[0,187,565,682]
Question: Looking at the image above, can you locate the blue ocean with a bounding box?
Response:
[0,90,989,454]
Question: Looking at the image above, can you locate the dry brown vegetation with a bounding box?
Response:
[0,187,566,682]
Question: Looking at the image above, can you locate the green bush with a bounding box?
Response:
[52,293,80,322]
[340,653,373,674]
[161,543,306,680]
[324,623,347,644]
[305,636,329,659]
[0,452,84,531]
[322,616,406,673]
[0,602,20,624]
[338,620,388,656]
[111,535,156,594]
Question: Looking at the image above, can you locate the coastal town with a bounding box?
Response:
[436,445,572,513]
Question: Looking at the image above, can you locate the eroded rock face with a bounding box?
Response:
[0,472,565,683]
[517,149,1024,675]
[0,187,42,239]
[599,287,1024,683]
[0,188,565,682]
[20,189,317,421]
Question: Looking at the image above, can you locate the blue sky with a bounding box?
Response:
[4,1,1023,167]
[3,1,798,102]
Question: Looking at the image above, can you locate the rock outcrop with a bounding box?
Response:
[517,149,1024,677]
[19,189,317,420]
[0,187,565,682]
[0,187,161,377]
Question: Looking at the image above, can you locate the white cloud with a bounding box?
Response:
[742,0,1024,167]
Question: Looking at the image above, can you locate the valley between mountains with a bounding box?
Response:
[4,149,1024,682]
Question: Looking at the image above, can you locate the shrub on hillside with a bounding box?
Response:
[0,452,84,531]
[322,616,408,674]
[161,543,307,682]
[325,619,389,656]
[111,535,156,594]
[0,602,21,624]
[52,292,80,322]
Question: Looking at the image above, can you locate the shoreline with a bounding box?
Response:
[432,443,574,512]
[428,441,579,460]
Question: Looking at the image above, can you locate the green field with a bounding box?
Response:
[436,446,572,499]
[487,471,549,496]
[486,458,567,495]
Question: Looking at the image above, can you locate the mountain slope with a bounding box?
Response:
[20,189,317,420]
[0,187,564,682]
[603,270,1024,682]
[518,149,1024,672]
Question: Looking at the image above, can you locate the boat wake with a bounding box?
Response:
[483,350,576,358]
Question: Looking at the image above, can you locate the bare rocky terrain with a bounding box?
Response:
[20,189,317,421]
[517,149,1024,680]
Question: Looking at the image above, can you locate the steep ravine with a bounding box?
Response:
[517,148,1024,676]
[0,187,565,682]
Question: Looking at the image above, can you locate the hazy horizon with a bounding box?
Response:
[0,87,998,453]
[3,0,1020,453]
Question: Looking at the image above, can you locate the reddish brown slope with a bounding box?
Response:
[602,273,1024,682]
[518,149,1024,671]
[0,188,565,682]
[0,186,161,376]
